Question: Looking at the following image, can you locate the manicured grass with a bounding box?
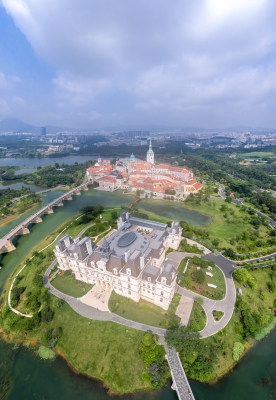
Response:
[213,310,224,321]
[51,272,93,297]
[178,257,226,300]
[109,291,180,328]
[188,300,206,331]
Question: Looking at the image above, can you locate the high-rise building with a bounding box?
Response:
[41,126,46,136]
[146,139,154,164]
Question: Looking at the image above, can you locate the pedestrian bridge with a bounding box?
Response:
[165,345,195,400]
[0,182,90,254]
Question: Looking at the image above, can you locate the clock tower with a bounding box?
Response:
[146,139,155,164]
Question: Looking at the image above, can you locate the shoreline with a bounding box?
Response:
[1,204,275,395]
[0,202,41,228]
[0,318,268,395]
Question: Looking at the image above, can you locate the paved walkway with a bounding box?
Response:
[175,295,194,326]
[168,252,236,338]
[44,260,166,337]
[80,285,112,312]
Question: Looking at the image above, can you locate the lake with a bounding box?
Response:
[0,188,275,400]
[0,155,99,167]
[0,181,44,192]
[139,199,212,226]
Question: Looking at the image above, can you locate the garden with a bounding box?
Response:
[177,256,226,300]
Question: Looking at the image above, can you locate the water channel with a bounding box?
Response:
[0,155,99,168]
[0,188,275,400]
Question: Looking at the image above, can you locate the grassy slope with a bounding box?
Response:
[52,304,149,393]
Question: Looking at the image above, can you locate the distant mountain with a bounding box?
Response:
[0,118,68,134]
[0,117,40,133]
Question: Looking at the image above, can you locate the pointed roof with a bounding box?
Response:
[147,139,154,154]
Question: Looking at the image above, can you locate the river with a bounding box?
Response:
[0,155,99,168]
[0,188,275,400]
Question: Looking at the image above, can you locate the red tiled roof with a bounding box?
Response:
[97,175,116,182]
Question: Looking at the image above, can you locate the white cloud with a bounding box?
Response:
[2,0,276,127]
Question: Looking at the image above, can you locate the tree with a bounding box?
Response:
[111,211,118,220]
[212,238,220,247]
[192,269,205,284]
[165,326,201,352]
[224,248,236,258]
[225,196,232,203]
[233,268,250,283]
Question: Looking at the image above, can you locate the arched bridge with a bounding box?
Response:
[0,182,90,254]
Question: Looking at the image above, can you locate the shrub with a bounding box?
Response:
[41,306,54,323]
[38,346,56,360]
[232,342,244,361]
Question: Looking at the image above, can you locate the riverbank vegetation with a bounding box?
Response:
[0,188,42,226]
[1,161,93,189]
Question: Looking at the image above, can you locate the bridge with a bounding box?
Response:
[165,344,195,400]
[0,182,90,254]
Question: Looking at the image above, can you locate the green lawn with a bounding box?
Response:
[109,291,180,328]
[188,300,206,331]
[51,271,93,297]
[213,310,224,321]
[178,257,226,300]
[239,151,275,159]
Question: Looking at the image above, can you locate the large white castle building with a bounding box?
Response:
[54,212,182,310]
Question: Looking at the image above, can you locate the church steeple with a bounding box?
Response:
[147,139,155,164]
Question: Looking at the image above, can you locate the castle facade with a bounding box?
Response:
[54,212,182,310]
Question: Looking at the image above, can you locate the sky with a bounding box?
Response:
[0,0,276,129]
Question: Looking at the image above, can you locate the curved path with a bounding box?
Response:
[168,252,236,338]
[44,260,166,337]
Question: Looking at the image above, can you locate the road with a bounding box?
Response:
[168,252,236,338]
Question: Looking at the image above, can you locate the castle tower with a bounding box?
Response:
[146,139,155,164]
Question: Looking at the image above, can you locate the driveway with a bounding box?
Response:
[168,252,237,338]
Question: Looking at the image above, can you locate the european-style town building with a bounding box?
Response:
[86,141,203,197]
[54,212,182,310]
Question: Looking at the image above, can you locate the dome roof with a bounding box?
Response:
[118,231,137,247]
[130,153,136,160]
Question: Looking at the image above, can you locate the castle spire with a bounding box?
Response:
[147,138,155,164]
